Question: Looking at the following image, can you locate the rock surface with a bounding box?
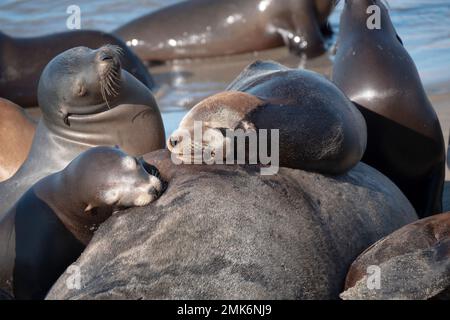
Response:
[341,213,450,300]
[46,150,417,300]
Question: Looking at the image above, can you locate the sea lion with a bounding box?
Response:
[341,212,450,300]
[0,98,36,182]
[0,146,164,300]
[46,149,418,300]
[114,0,336,62]
[332,0,445,218]
[168,60,367,175]
[0,30,154,107]
[0,45,165,218]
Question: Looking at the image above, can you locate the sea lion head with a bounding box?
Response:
[167,91,264,163]
[63,146,164,211]
[335,0,403,52]
[339,1,397,36]
[37,45,125,126]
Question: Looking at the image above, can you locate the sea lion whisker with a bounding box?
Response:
[100,82,111,109]
[109,73,121,90]
[105,69,121,94]
[104,73,117,95]
[106,76,119,96]
[111,70,121,83]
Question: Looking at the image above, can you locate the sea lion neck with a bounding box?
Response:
[34,173,93,245]
[40,101,153,152]
[34,173,85,237]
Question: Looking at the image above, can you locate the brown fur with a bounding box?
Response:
[0,98,36,182]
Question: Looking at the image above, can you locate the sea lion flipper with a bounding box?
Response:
[286,4,326,58]
[275,18,324,58]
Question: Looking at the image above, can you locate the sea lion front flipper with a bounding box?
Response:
[278,2,325,58]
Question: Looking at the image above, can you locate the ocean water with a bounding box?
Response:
[1,0,449,136]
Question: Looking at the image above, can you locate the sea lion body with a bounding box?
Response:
[168,60,367,175]
[0,147,164,299]
[115,0,335,61]
[332,0,445,217]
[341,212,450,300]
[0,30,154,107]
[0,98,36,181]
[0,46,165,218]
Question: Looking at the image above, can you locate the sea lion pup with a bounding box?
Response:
[0,146,164,300]
[0,45,165,218]
[168,60,367,175]
[0,98,36,182]
[0,30,154,107]
[341,212,450,300]
[332,0,445,218]
[114,0,336,62]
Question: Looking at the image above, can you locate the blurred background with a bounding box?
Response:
[0,0,449,137]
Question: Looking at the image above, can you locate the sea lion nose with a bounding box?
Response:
[96,45,120,63]
[101,54,113,61]
[97,51,114,62]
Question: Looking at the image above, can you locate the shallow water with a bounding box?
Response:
[1,0,449,136]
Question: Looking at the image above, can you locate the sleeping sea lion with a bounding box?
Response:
[114,0,336,62]
[0,30,154,107]
[0,146,164,299]
[168,60,367,175]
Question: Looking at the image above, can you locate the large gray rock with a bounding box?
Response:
[46,151,417,300]
[340,212,450,300]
